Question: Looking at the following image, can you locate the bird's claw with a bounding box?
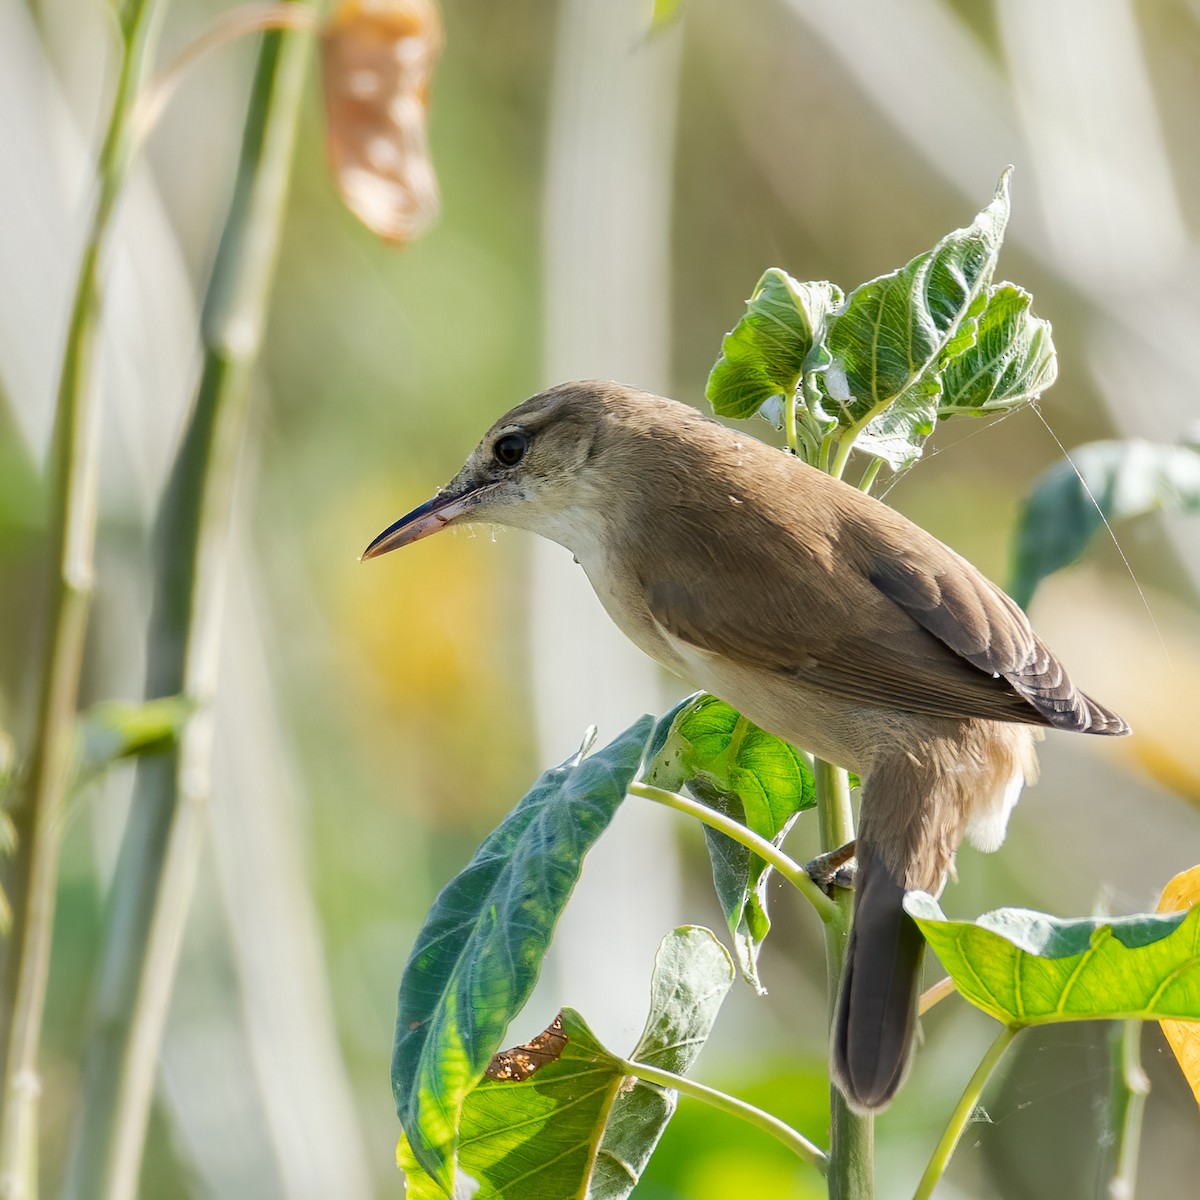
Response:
[805,841,858,895]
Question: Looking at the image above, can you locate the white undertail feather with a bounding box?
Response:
[964,724,1042,855]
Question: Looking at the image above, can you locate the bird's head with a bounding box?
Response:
[361,380,647,560]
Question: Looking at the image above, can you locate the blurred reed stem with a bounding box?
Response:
[1106,1019,1149,1200]
[64,11,312,1199]
[0,1,161,1193]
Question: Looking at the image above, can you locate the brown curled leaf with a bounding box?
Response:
[484,1014,569,1082]
[320,0,443,244]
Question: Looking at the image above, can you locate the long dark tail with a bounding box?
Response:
[831,844,925,1112]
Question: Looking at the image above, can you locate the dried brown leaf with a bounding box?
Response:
[484,1014,569,1082]
[320,0,442,244]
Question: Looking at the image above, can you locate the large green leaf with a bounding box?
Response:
[397,927,735,1199]
[938,283,1057,418]
[822,171,1011,468]
[706,269,842,428]
[1009,437,1200,608]
[907,893,1200,1026]
[392,716,655,1194]
[648,695,815,990]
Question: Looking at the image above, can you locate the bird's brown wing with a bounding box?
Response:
[646,574,1049,727]
[860,537,1129,734]
[645,522,1127,732]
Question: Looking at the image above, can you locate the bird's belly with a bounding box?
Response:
[654,636,880,774]
[584,563,877,773]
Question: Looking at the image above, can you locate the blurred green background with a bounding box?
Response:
[2,0,1200,1196]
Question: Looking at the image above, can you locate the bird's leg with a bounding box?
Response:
[805,840,857,895]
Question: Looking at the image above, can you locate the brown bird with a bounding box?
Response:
[363,380,1129,1112]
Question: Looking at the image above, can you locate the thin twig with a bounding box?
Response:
[0,2,161,1194]
[628,782,840,925]
[918,975,958,1016]
[621,1056,828,1174]
[131,3,318,144]
[913,1024,1019,1200]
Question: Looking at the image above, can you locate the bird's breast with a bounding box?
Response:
[576,549,875,774]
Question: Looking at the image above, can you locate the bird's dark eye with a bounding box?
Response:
[493,432,527,466]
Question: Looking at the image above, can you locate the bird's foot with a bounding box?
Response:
[805,841,857,895]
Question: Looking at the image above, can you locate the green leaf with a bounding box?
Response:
[648,695,815,990]
[592,926,735,1197]
[648,0,685,33]
[938,283,1057,417]
[392,716,655,1194]
[0,728,14,934]
[77,696,194,778]
[645,693,701,767]
[906,893,1200,1026]
[707,269,843,424]
[397,926,734,1199]
[823,170,1011,468]
[0,726,14,796]
[1009,438,1200,608]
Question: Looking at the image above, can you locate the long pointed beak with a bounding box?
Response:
[360,486,485,560]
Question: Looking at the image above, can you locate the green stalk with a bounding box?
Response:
[621,1056,828,1174]
[814,758,873,1200]
[1106,1020,1149,1200]
[857,459,882,494]
[0,2,161,1193]
[913,1025,1018,1200]
[64,13,312,1199]
[784,385,800,456]
[628,782,839,925]
[828,433,857,480]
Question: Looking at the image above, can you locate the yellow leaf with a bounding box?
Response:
[320,0,443,244]
[1157,865,1200,1106]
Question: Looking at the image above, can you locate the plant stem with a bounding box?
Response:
[628,782,839,925]
[785,386,799,455]
[132,2,318,144]
[813,758,873,1200]
[0,1,160,1193]
[913,1024,1018,1200]
[63,13,312,1199]
[621,1056,828,1174]
[817,432,834,474]
[828,432,858,480]
[918,976,957,1016]
[857,459,882,494]
[1106,1020,1149,1200]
